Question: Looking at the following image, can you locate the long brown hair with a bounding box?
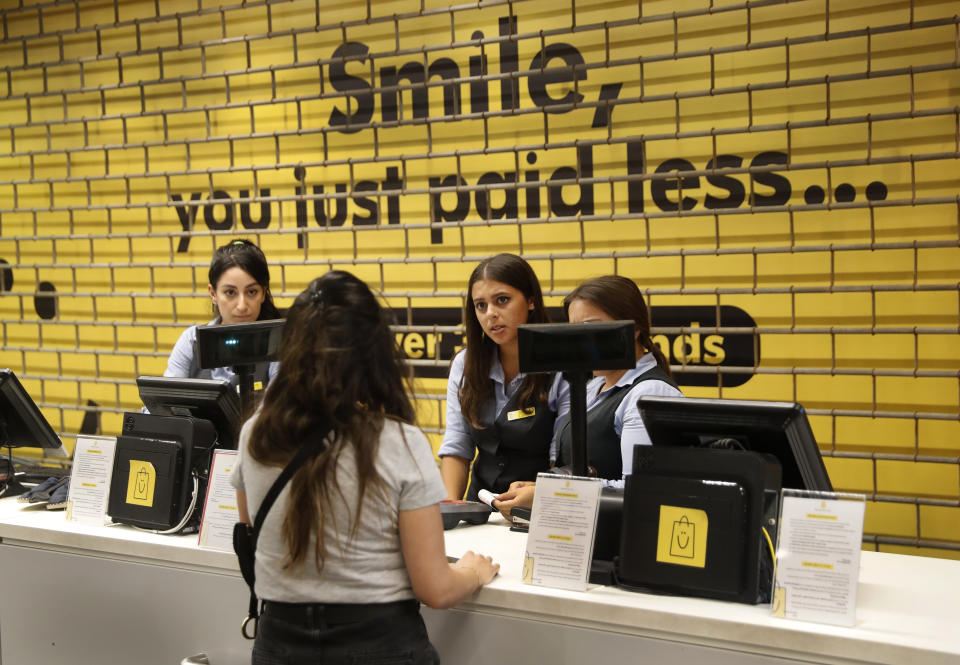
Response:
[562,275,674,379]
[459,253,552,426]
[249,270,415,572]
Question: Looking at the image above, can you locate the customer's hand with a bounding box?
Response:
[457,550,500,586]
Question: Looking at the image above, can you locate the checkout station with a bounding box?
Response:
[1,321,959,665]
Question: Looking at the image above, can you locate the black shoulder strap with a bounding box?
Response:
[251,426,330,544]
[240,424,331,639]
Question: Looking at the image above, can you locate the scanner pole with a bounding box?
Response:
[233,365,256,420]
[564,370,593,477]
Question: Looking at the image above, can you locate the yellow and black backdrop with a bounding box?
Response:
[1,0,958,557]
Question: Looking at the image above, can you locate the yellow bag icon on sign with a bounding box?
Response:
[670,515,695,558]
[656,505,707,568]
[126,460,156,507]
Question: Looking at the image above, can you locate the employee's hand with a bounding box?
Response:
[493,482,537,521]
[456,550,500,586]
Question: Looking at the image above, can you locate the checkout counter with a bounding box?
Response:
[1,499,958,665]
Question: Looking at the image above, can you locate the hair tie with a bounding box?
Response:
[230,239,247,246]
[310,287,323,305]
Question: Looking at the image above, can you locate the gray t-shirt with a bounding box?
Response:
[230,415,446,604]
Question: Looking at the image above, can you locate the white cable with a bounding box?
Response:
[132,472,200,535]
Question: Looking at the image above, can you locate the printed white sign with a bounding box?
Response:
[66,436,117,525]
[772,493,866,627]
[522,472,602,592]
[198,449,240,551]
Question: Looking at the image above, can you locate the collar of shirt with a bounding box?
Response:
[487,350,525,391]
[586,353,659,406]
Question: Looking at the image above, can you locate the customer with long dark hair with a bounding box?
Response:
[164,238,281,389]
[231,270,498,665]
[438,253,568,501]
[493,275,683,517]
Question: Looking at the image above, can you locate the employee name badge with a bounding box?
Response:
[507,407,535,421]
[522,472,602,591]
[771,489,866,627]
[67,436,118,525]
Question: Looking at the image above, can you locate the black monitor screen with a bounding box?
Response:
[195,319,284,370]
[518,321,636,373]
[636,395,832,491]
[137,376,241,449]
[0,369,69,456]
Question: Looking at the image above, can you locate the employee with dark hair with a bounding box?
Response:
[164,238,281,390]
[493,275,683,518]
[438,253,568,501]
[231,271,498,664]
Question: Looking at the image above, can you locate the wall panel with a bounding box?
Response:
[1,0,958,557]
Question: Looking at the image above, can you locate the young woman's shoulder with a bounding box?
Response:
[631,375,684,399]
[450,347,467,372]
[382,418,430,446]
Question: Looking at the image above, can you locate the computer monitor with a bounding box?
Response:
[518,321,636,478]
[195,319,284,370]
[636,395,832,491]
[518,321,636,373]
[137,376,241,449]
[0,369,69,457]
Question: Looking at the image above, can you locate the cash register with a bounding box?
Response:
[107,320,284,533]
[515,322,832,604]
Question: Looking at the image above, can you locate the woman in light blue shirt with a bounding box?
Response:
[164,239,281,390]
[437,254,568,501]
[494,275,683,517]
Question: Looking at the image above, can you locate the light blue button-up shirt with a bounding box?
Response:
[438,349,568,460]
[553,353,684,487]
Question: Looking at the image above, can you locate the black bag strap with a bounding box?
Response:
[252,429,329,542]
[240,424,331,638]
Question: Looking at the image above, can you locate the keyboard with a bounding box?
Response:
[14,462,72,484]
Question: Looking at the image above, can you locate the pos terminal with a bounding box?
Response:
[107,319,284,533]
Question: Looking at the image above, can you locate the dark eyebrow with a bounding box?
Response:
[473,289,511,304]
[220,280,260,290]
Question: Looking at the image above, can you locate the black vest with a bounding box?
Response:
[465,382,557,500]
[556,366,678,481]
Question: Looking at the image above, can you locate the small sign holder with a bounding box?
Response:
[522,472,603,591]
[197,449,240,551]
[66,435,117,525]
[771,488,866,627]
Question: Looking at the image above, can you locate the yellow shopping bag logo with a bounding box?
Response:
[126,460,156,507]
[656,505,708,568]
[670,515,695,558]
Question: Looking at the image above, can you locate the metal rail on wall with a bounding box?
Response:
[0,0,958,556]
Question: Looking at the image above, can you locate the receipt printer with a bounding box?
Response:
[107,412,216,532]
[616,446,781,604]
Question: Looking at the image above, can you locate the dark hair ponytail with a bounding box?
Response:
[250,270,414,572]
[563,275,674,380]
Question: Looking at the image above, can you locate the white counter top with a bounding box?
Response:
[2,498,959,665]
[0,496,236,573]
[444,516,960,665]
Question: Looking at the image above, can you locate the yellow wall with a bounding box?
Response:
[1,0,958,558]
